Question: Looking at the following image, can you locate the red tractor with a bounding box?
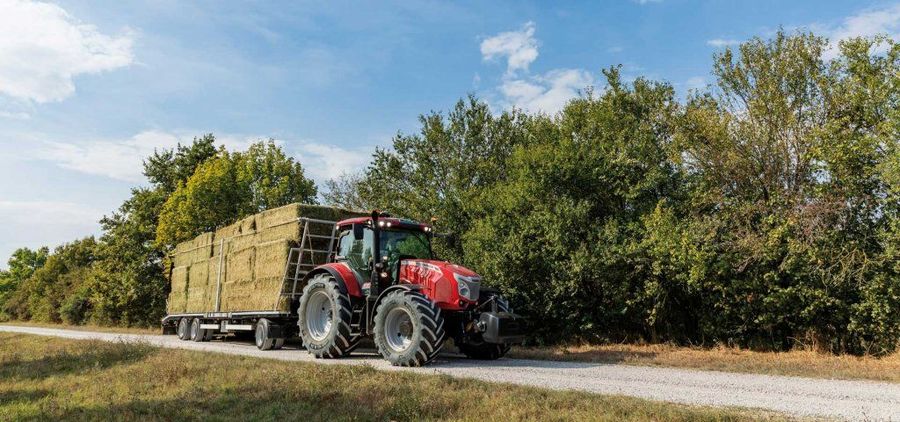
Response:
[297,211,524,366]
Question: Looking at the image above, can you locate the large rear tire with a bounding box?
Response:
[298,273,358,358]
[458,297,512,360]
[374,289,445,367]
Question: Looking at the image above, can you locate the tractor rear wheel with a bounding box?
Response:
[374,289,446,367]
[458,297,512,360]
[298,273,358,358]
[176,318,190,340]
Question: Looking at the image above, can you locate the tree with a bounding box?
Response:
[670,31,900,353]
[89,135,220,326]
[328,96,531,262]
[464,69,682,343]
[156,140,317,249]
[0,247,49,318]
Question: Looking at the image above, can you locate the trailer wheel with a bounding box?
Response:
[255,318,279,350]
[190,318,208,342]
[458,297,512,360]
[176,318,190,340]
[298,273,358,358]
[374,289,446,367]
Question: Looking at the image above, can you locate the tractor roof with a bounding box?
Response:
[336,216,431,230]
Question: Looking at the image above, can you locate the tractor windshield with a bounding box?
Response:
[380,229,433,261]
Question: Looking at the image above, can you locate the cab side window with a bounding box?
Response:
[338,227,374,275]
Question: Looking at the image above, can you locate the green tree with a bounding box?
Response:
[89,135,220,326]
[326,96,531,262]
[4,238,97,323]
[0,247,49,318]
[464,69,682,343]
[670,32,900,353]
[156,140,317,248]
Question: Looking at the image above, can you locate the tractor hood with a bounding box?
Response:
[398,259,482,309]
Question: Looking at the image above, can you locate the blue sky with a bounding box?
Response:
[1,0,899,265]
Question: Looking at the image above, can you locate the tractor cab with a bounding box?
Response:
[333,214,434,294]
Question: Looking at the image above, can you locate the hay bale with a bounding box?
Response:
[185,262,210,312]
[255,239,291,280]
[167,265,189,314]
[166,203,369,314]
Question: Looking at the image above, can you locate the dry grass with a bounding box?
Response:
[510,342,900,383]
[0,333,778,421]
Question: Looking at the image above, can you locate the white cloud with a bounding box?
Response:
[480,21,539,74]
[0,0,134,103]
[500,69,593,114]
[41,131,183,182]
[707,39,741,47]
[292,141,371,185]
[827,4,900,42]
[482,22,593,115]
[816,4,900,59]
[37,129,373,187]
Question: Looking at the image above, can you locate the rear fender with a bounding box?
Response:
[303,263,364,298]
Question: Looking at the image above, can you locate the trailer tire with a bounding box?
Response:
[458,297,512,360]
[176,318,190,340]
[255,318,278,350]
[298,273,357,358]
[189,318,206,342]
[374,289,446,367]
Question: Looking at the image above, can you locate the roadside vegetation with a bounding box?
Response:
[1,30,899,361]
[0,333,777,421]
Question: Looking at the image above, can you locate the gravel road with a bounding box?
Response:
[2,325,898,421]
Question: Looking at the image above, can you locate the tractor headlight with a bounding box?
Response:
[453,273,481,302]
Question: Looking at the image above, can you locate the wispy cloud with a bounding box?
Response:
[814,4,900,59]
[38,131,261,183]
[481,22,594,115]
[0,200,104,266]
[0,0,134,104]
[480,21,539,74]
[37,130,374,187]
[707,39,741,47]
[632,0,663,5]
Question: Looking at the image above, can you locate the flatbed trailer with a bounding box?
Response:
[161,217,341,348]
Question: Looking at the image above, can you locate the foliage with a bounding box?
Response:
[3,238,98,323]
[0,247,48,319]
[156,140,317,248]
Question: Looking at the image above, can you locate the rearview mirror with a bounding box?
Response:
[352,223,364,240]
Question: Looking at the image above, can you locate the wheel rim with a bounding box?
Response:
[384,307,414,352]
[255,324,264,347]
[305,291,333,342]
[191,320,199,339]
[177,320,185,337]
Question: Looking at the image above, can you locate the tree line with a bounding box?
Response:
[1,32,898,354]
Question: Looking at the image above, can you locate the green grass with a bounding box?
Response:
[0,333,781,421]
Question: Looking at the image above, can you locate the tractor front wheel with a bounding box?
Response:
[374,289,446,367]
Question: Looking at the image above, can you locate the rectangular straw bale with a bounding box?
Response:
[166,265,189,314]
[184,262,210,312]
[254,239,291,280]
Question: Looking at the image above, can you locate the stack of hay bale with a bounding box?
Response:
[166,204,365,314]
